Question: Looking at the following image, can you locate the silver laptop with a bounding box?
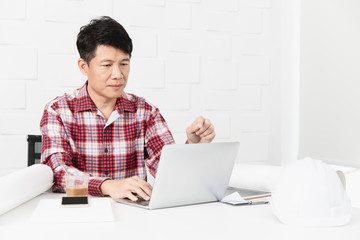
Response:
[116,142,240,209]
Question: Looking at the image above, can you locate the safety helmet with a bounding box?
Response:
[271,158,351,227]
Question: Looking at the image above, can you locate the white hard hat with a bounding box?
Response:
[270,157,351,227]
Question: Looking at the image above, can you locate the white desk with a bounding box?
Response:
[1,192,360,240]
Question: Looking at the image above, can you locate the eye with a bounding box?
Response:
[102,64,111,67]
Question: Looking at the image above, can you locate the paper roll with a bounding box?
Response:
[229,163,283,192]
[0,164,53,216]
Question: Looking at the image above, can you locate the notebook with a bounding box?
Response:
[225,187,271,201]
[116,142,240,210]
[221,187,271,205]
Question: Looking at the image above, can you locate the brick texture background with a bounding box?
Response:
[0,0,286,176]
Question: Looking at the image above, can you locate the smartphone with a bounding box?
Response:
[61,196,88,206]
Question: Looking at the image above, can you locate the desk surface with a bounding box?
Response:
[1,192,360,240]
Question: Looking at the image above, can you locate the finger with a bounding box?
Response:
[130,176,153,193]
[188,116,205,133]
[199,132,216,143]
[195,119,212,135]
[140,183,152,197]
[125,191,138,201]
[199,125,215,138]
[133,182,152,199]
[129,185,151,201]
[129,177,152,199]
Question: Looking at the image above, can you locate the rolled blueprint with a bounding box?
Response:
[0,164,53,216]
[228,163,283,192]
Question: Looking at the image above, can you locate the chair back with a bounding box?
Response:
[27,135,42,166]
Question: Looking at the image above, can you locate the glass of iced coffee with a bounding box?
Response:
[65,172,89,197]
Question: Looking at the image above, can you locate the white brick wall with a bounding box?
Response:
[0,0,290,176]
[0,46,38,79]
[0,0,26,20]
[165,54,200,83]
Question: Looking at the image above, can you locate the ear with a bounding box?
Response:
[78,58,89,76]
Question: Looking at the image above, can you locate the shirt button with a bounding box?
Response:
[104,148,108,153]
[105,171,109,175]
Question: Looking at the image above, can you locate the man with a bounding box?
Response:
[40,16,215,201]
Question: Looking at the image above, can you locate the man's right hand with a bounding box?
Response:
[100,176,152,201]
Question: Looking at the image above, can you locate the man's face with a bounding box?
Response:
[79,45,130,104]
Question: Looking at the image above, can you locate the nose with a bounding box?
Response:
[111,65,123,80]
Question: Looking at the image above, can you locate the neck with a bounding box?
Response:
[96,101,116,120]
[87,88,117,120]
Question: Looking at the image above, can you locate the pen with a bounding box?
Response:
[248,200,269,205]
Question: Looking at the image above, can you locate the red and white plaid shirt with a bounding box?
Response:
[40,82,175,196]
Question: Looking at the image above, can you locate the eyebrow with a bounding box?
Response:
[100,58,130,63]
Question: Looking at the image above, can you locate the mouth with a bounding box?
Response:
[108,85,122,90]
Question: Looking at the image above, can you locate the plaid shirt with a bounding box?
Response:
[40,83,175,196]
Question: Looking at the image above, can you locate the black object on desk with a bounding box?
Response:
[61,196,88,206]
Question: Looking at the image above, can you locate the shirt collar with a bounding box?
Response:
[74,82,137,113]
[115,92,137,114]
[74,83,97,113]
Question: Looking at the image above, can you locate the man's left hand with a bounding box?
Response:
[186,116,216,144]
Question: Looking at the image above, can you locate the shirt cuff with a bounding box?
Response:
[88,177,110,196]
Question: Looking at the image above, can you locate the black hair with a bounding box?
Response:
[76,16,133,64]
